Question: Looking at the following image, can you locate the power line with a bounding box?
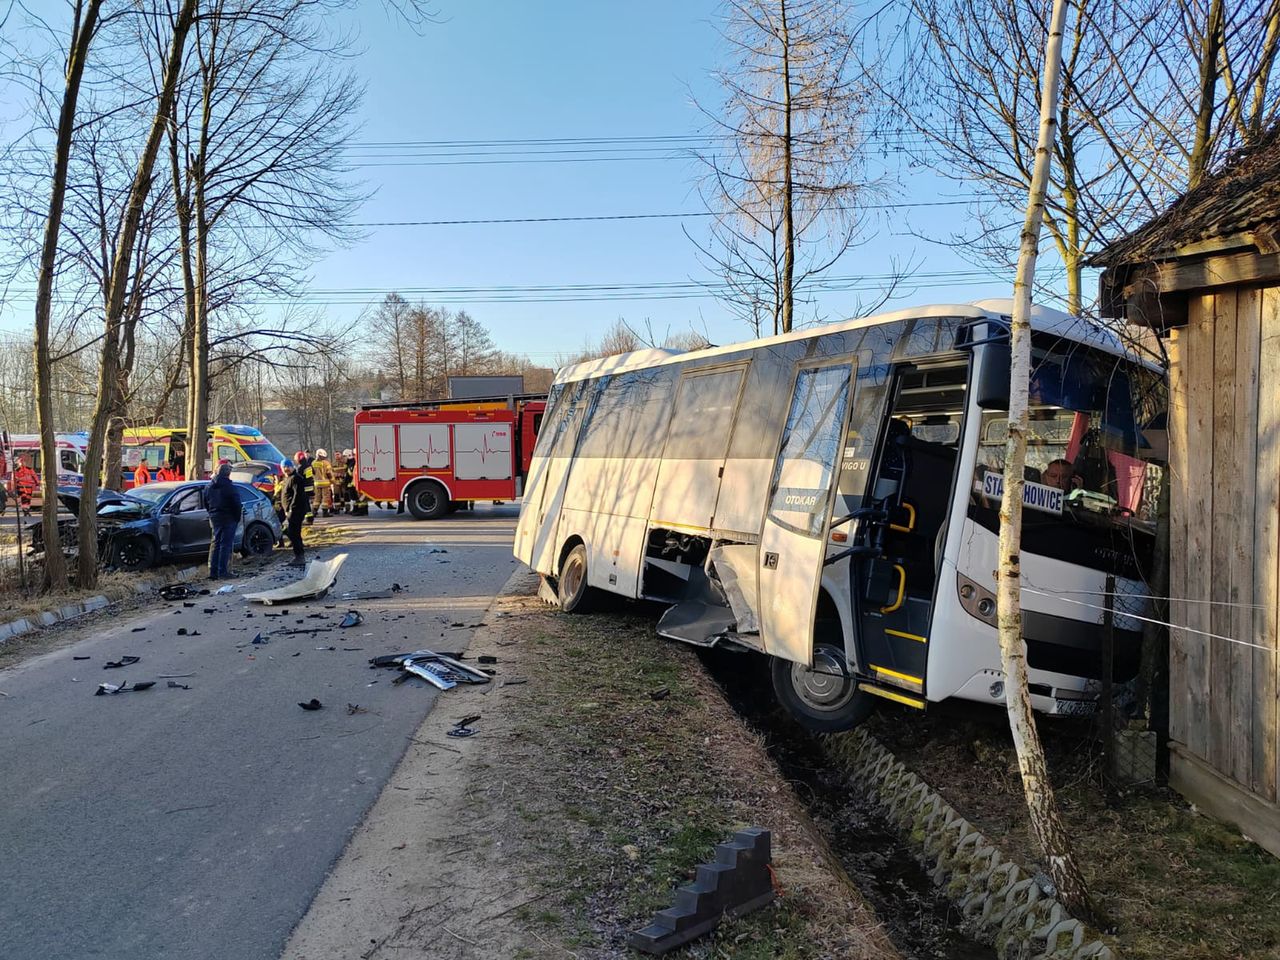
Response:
[1,272,1010,307]
[346,198,981,227]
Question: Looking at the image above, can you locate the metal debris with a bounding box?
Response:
[95,680,156,696]
[369,650,492,692]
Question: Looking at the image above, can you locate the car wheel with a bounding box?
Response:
[113,535,157,572]
[240,522,274,558]
[770,642,875,733]
[406,482,448,520]
[556,543,595,613]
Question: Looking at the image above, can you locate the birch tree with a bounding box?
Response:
[995,0,1095,922]
[696,0,874,334]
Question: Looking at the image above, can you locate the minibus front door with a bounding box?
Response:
[757,360,857,665]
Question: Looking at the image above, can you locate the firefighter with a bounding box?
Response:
[343,448,369,516]
[272,468,288,546]
[295,450,316,525]
[312,448,335,517]
[133,458,151,487]
[12,455,37,516]
[331,449,347,514]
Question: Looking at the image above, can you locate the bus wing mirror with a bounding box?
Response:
[975,342,1011,410]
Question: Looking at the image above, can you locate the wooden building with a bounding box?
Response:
[1093,128,1280,856]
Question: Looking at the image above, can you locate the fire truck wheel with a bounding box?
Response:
[406,481,448,520]
[557,543,596,613]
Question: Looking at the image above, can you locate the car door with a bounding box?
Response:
[167,486,212,555]
[757,359,859,665]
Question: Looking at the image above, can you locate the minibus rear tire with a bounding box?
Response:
[771,644,874,733]
[557,543,595,613]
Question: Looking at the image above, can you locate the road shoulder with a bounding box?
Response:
[282,572,898,960]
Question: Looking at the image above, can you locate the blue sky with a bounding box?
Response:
[3,0,1041,360]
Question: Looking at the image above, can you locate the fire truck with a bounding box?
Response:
[353,395,546,520]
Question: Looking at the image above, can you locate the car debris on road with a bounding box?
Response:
[369,650,492,691]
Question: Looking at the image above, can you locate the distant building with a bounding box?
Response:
[447,375,526,400]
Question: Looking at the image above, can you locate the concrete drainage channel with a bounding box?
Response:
[0,565,205,644]
[700,650,1115,960]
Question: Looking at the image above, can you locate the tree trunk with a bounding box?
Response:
[1189,0,1224,188]
[187,31,216,480]
[779,0,795,334]
[103,413,125,492]
[33,0,103,592]
[995,0,1096,925]
[77,0,199,587]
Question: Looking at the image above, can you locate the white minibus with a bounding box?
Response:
[514,299,1166,731]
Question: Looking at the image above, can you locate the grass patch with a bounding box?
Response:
[865,711,1280,960]
[496,598,894,959]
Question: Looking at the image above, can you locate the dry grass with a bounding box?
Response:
[868,710,1280,960]
[497,598,898,960]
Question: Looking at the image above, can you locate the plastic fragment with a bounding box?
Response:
[298,698,323,711]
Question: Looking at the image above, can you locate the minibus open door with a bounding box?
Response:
[757,360,858,666]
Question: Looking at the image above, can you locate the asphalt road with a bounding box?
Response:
[0,505,521,960]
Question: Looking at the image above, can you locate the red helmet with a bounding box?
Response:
[295,450,306,460]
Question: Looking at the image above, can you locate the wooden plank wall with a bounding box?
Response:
[1171,286,1279,804]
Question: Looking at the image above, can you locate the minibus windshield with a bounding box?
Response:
[969,335,1167,579]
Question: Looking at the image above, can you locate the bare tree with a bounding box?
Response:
[28,0,104,590]
[162,0,362,477]
[995,0,1095,923]
[695,0,875,334]
[72,0,198,587]
[883,0,1280,312]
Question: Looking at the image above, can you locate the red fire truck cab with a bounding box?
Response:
[353,395,546,520]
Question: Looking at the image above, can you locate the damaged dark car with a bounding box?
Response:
[32,481,281,571]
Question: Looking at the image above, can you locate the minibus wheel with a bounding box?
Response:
[771,644,874,732]
[557,543,595,613]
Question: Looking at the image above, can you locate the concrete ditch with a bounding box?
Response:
[0,565,203,645]
[823,728,1118,960]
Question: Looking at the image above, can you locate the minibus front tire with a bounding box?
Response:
[771,644,874,733]
[557,543,596,613]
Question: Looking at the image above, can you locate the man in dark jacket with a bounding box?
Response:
[205,460,241,580]
[280,458,309,567]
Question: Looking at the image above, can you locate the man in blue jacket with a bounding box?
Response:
[206,459,241,580]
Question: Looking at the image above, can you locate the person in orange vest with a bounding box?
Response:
[12,455,38,516]
[133,458,152,487]
[156,459,181,482]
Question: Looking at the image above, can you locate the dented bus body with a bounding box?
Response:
[514,300,1167,731]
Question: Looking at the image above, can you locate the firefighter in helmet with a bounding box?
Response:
[12,455,38,516]
[312,448,335,517]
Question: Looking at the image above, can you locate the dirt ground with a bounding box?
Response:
[283,574,900,960]
[865,708,1280,960]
